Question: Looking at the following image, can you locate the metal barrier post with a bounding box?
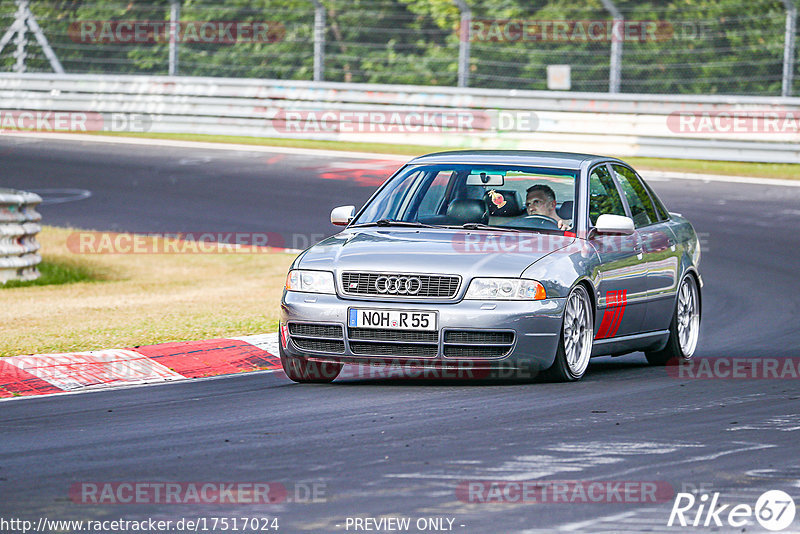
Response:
[600,0,623,93]
[313,0,326,82]
[23,0,64,73]
[0,0,64,74]
[13,0,27,73]
[0,189,42,283]
[169,0,180,76]
[454,0,471,88]
[783,0,797,97]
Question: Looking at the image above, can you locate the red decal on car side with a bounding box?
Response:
[595,290,627,339]
[607,290,628,337]
[595,292,615,339]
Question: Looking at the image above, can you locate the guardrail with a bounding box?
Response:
[1,73,799,163]
[0,188,42,283]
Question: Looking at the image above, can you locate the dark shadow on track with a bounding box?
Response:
[273,355,655,387]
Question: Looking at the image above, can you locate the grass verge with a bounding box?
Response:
[0,226,294,357]
[2,260,102,288]
[92,131,800,180]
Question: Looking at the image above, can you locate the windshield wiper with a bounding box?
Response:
[448,223,521,233]
[352,219,440,228]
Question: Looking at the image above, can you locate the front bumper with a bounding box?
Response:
[280,291,565,371]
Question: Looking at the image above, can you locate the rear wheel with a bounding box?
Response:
[279,344,342,383]
[544,284,594,382]
[646,274,700,365]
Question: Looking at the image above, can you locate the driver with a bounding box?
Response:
[525,184,571,230]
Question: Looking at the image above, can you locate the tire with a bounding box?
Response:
[544,284,594,382]
[279,344,342,383]
[646,274,700,366]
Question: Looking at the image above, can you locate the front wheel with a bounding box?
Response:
[544,284,594,382]
[646,274,700,365]
[279,345,342,383]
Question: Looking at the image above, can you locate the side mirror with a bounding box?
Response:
[594,214,635,235]
[330,205,355,226]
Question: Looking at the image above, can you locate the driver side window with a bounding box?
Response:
[588,165,627,225]
[612,164,658,228]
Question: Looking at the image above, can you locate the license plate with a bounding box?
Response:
[348,308,437,330]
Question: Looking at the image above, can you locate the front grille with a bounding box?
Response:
[289,323,343,339]
[292,338,345,353]
[442,329,514,359]
[443,345,512,358]
[341,272,460,298]
[350,342,438,358]
[444,330,514,344]
[348,327,438,343]
[346,327,439,358]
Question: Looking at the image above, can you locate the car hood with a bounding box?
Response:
[296,228,575,279]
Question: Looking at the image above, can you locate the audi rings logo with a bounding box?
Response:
[374,276,422,295]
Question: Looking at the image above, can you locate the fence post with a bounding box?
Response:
[600,0,622,93]
[783,0,797,97]
[312,0,326,82]
[23,6,64,73]
[0,0,64,73]
[13,0,27,73]
[454,0,471,87]
[169,0,180,76]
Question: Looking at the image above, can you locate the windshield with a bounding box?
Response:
[352,164,578,233]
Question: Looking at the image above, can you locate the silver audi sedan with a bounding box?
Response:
[279,151,702,382]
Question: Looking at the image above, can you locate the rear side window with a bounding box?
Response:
[612,165,658,227]
[642,179,671,221]
[588,165,626,225]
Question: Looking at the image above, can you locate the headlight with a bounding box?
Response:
[285,270,335,294]
[465,278,546,300]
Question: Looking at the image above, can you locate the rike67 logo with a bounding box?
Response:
[668,490,796,531]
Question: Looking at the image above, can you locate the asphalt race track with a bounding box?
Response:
[0,136,394,246]
[2,136,800,533]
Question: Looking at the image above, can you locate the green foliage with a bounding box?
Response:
[0,0,796,95]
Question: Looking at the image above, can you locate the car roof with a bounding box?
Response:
[408,150,625,170]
